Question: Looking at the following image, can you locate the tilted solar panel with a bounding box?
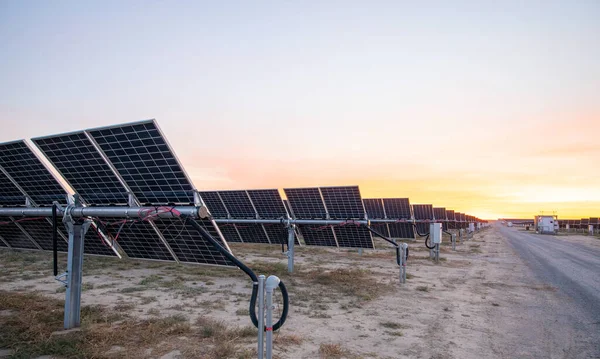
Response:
[198,191,229,218]
[235,224,270,244]
[284,187,327,219]
[581,218,590,225]
[388,223,415,239]
[334,225,373,248]
[56,221,118,257]
[320,186,365,219]
[0,140,67,205]
[446,210,456,230]
[88,120,195,205]
[97,218,175,261]
[217,190,256,218]
[154,219,234,266]
[217,225,242,243]
[413,204,434,220]
[0,220,40,249]
[369,222,390,238]
[282,199,294,218]
[297,225,337,247]
[590,218,599,225]
[382,198,412,219]
[18,219,69,252]
[33,132,129,205]
[433,207,447,221]
[363,199,386,219]
[246,189,287,218]
[0,171,26,206]
[262,224,300,245]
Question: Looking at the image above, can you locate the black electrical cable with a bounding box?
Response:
[185,216,289,332]
[424,234,435,249]
[52,204,58,276]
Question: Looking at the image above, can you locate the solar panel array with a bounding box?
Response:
[0,141,67,205]
[198,189,296,244]
[33,132,129,205]
[363,199,386,219]
[0,171,26,206]
[284,186,373,248]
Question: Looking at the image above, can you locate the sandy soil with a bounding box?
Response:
[0,228,587,358]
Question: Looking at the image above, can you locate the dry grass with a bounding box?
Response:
[0,291,295,359]
[319,343,353,358]
[305,268,385,301]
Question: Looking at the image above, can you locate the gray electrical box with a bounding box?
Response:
[431,223,442,244]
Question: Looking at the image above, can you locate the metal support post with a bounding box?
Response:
[63,219,91,329]
[287,225,295,273]
[435,243,440,263]
[400,243,408,284]
[451,234,456,251]
[257,275,266,359]
[265,276,280,359]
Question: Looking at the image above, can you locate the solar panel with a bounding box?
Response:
[369,222,390,238]
[56,221,118,257]
[246,189,287,218]
[320,186,365,219]
[262,224,299,245]
[297,225,337,247]
[388,223,415,239]
[363,199,386,219]
[581,218,589,225]
[217,190,256,218]
[98,218,176,261]
[446,210,456,230]
[235,224,270,244]
[413,204,434,220]
[0,236,8,247]
[382,198,412,219]
[590,218,599,225]
[0,220,39,249]
[217,224,242,243]
[284,187,327,219]
[88,120,195,205]
[154,219,233,266]
[334,225,373,248]
[0,171,26,206]
[33,132,129,205]
[283,199,294,218]
[18,219,69,252]
[0,140,67,205]
[433,207,447,221]
[198,191,229,218]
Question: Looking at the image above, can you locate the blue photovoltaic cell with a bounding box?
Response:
[320,186,365,219]
[363,199,386,219]
[88,120,195,205]
[33,132,129,205]
[298,225,337,247]
[388,223,415,239]
[199,191,229,218]
[246,189,287,218]
[218,191,256,218]
[0,171,26,206]
[284,187,327,219]
[0,141,67,205]
[383,198,412,219]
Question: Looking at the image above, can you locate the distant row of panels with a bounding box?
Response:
[0,120,484,265]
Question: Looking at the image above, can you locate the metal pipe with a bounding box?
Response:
[257,275,265,359]
[287,225,295,273]
[265,276,281,359]
[0,206,200,218]
[63,221,90,329]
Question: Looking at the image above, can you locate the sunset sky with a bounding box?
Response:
[1,1,598,219]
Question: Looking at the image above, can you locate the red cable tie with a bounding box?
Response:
[265,327,273,332]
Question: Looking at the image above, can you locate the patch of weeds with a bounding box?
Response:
[139,274,163,286]
[492,303,500,307]
[319,343,351,359]
[405,273,415,280]
[55,286,66,293]
[120,286,145,293]
[274,333,303,345]
[114,302,136,312]
[307,268,384,301]
[236,308,248,316]
[81,282,94,291]
[147,308,160,316]
[416,286,429,292]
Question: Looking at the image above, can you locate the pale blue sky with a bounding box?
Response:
[1,1,599,217]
